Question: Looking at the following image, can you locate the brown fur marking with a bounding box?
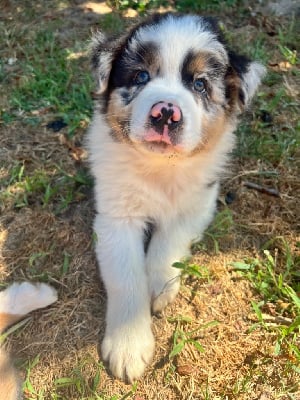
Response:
[0,349,21,400]
[0,313,24,333]
[193,111,234,155]
[225,68,244,113]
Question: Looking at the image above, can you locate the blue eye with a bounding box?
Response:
[134,71,150,85]
[193,78,206,93]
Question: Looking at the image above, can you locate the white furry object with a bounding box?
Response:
[0,282,58,316]
[88,13,265,382]
[0,282,58,400]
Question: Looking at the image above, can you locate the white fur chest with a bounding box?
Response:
[89,135,215,221]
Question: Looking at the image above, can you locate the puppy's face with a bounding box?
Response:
[92,14,265,156]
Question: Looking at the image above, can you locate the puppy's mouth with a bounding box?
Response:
[142,127,183,154]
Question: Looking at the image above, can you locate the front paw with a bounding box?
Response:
[150,276,180,314]
[101,324,155,382]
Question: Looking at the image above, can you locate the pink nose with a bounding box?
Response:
[150,102,182,125]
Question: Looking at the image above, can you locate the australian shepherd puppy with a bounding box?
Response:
[88,13,265,382]
[0,283,57,399]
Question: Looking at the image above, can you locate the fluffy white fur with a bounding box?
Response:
[0,282,58,316]
[88,13,265,382]
[0,282,57,400]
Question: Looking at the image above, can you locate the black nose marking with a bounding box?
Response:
[150,107,174,131]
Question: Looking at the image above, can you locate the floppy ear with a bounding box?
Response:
[225,51,266,114]
[90,32,116,94]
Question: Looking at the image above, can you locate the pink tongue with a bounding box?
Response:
[144,126,172,145]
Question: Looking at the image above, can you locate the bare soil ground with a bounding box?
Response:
[0,1,299,399]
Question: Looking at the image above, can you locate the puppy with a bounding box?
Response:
[88,13,265,382]
[0,282,57,399]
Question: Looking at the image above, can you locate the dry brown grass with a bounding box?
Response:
[1,130,298,399]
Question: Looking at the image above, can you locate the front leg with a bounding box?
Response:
[146,217,192,314]
[94,214,154,382]
[147,193,218,314]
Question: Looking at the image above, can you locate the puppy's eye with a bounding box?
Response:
[193,78,206,93]
[134,71,150,85]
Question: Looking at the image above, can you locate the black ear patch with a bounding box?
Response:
[225,51,265,114]
[225,52,249,112]
[228,51,250,77]
[90,32,122,94]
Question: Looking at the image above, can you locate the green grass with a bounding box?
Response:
[109,0,241,13]
[1,28,93,135]
[98,13,126,34]
[219,10,300,167]
[235,75,299,164]
[173,259,210,281]
[235,115,299,164]
[234,17,299,166]
[23,355,139,400]
[233,239,300,365]
[168,317,219,360]
[0,162,92,213]
[23,355,130,400]
[175,0,239,12]
[109,0,208,13]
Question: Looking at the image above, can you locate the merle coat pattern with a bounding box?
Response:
[88,13,265,382]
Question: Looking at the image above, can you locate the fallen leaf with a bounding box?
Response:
[176,364,194,376]
[80,2,112,14]
[268,60,292,72]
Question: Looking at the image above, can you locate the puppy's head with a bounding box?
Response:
[91,14,265,156]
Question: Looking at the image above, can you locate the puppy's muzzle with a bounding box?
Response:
[146,102,183,146]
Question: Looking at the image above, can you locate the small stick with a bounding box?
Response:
[243,181,280,198]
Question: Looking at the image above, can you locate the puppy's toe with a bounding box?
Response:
[101,326,155,382]
[151,278,180,314]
